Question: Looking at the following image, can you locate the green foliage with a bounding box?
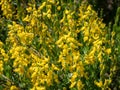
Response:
[110,6,120,89]
[0,18,8,43]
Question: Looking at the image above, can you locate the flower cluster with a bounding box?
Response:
[0,0,118,90]
[0,0,13,19]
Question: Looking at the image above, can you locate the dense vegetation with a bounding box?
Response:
[0,0,120,90]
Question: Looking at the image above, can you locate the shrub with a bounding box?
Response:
[0,0,119,90]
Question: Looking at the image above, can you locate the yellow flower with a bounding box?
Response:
[103,79,112,87]
[87,5,92,11]
[77,80,84,90]
[10,85,19,90]
[105,48,111,55]
[46,5,52,9]
[69,42,77,49]
[56,37,64,45]
[36,86,45,90]
[111,31,115,37]
[3,53,9,62]
[30,86,45,90]
[23,15,30,22]
[84,36,88,42]
[0,41,3,47]
[46,70,53,86]
[31,18,36,26]
[47,14,51,19]
[26,7,32,12]
[92,34,99,40]
[14,66,24,75]
[98,51,102,62]
[60,15,65,23]
[84,29,89,36]
[61,59,66,69]
[38,2,46,10]
[70,72,78,82]
[94,80,103,87]
[81,15,88,19]
[48,0,55,4]
[65,9,69,14]
[54,74,59,83]
[57,6,61,11]
[100,23,105,28]
[93,39,102,46]
[70,81,76,88]
[0,61,3,73]
[67,14,72,20]
[52,64,59,71]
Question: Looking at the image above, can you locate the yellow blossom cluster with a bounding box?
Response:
[0,41,9,74]
[0,0,117,90]
[0,0,13,19]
